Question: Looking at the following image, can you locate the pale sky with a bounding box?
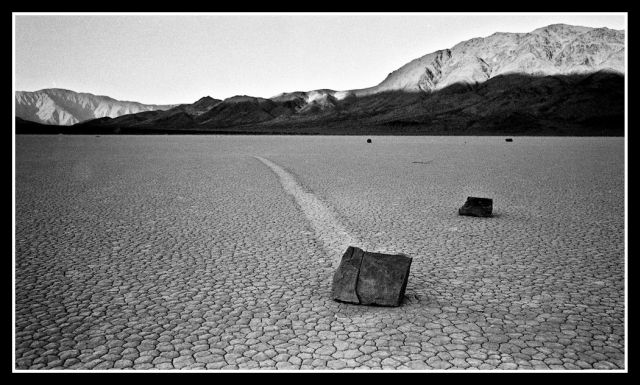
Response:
[14,13,626,105]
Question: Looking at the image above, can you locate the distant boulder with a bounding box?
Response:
[459,197,493,217]
[332,246,412,307]
[367,138,372,143]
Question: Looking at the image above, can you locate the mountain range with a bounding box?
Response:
[15,23,625,135]
[15,88,175,125]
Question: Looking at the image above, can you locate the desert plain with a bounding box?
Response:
[14,135,625,370]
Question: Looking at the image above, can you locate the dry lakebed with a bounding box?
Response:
[14,135,625,371]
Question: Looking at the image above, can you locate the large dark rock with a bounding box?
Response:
[332,246,412,307]
[459,197,493,217]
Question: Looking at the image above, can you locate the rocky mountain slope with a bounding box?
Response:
[15,88,175,125]
[352,24,623,96]
[17,24,625,135]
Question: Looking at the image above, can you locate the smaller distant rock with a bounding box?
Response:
[367,138,372,143]
[459,197,493,217]
[505,138,513,142]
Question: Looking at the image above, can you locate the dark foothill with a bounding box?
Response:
[332,246,412,307]
[367,139,372,143]
[458,197,493,217]
[505,138,513,142]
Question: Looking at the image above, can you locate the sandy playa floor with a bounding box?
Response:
[14,135,625,370]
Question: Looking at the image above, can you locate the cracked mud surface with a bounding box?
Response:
[15,135,625,370]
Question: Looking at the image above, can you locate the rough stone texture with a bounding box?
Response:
[458,197,493,217]
[331,247,365,304]
[332,246,412,307]
[357,251,412,307]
